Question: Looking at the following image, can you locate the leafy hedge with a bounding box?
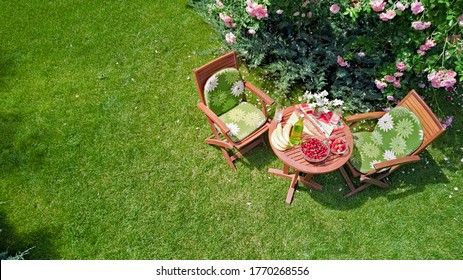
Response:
[190,0,462,114]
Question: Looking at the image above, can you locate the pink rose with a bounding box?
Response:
[396,61,407,71]
[216,0,224,8]
[330,4,340,14]
[370,0,386,12]
[424,38,436,49]
[375,79,387,90]
[225,32,235,44]
[248,29,256,35]
[384,75,396,82]
[276,9,284,15]
[246,0,268,20]
[357,51,366,57]
[394,72,403,78]
[387,95,395,101]
[411,2,424,15]
[219,13,236,28]
[412,21,431,30]
[396,2,406,11]
[417,50,426,55]
[427,69,457,89]
[337,55,350,67]
[393,80,401,88]
[379,10,396,21]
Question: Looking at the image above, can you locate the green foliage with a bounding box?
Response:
[191,0,462,114]
[1,0,463,260]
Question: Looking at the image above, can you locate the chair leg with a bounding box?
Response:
[360,174,389,189]
[220,147,236,171]
[339,166,355,192]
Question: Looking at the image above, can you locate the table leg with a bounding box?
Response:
[285,170,300,204]
[299,173,323,191]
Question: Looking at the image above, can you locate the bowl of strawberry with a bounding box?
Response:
[329,136,348,155]
[300,137,329,163]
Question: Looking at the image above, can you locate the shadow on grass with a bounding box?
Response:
[298,150,449,210]
[0,208,60,259]
[0,48,17,90]
[0,111,49,173]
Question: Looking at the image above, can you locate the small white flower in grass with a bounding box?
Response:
[205,75,218,93]
[231,81,244,96]
[226,123,240,136]
[378,114,394,132]
[384,150,396,161]
[454,187,459,191]
[461,158,463,163]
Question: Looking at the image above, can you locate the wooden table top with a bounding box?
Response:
[269,105,353,174]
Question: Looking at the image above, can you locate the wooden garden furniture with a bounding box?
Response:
[340,89,446,197]
[194,51,274,171]
[268,105,354,204]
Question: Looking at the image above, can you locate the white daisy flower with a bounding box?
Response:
[205,75,219,93]
[384,150,396,161]
[331,99,344,106]
[226,123,240,136]
[378,114,394,132]
[231,81,244,96]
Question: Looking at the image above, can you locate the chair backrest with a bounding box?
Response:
[397,90,445,155]
[194,52,239,105]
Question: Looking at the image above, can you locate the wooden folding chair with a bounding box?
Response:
[194,52,274,170]
[340,90,446,197]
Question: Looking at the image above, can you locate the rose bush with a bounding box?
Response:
[190,0,462,116]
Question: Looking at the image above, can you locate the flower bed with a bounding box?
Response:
[190,0,462,121]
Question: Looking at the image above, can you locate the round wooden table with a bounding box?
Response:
[268,105,353,204]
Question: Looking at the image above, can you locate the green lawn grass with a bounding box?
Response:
[1,0,462,260]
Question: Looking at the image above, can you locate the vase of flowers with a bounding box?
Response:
[302,90,344,118]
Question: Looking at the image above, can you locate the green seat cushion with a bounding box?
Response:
[350,106,424,174]
[204,68,244,116]
[219,102,267,142]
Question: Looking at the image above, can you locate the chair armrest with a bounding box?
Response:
[244,81,275,105]
[345,111,386,123]
[197,103,230,135]
[373,155,421,170]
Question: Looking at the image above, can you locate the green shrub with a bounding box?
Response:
[190,0,462,115]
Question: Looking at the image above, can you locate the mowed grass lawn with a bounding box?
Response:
[1,0,462,259]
